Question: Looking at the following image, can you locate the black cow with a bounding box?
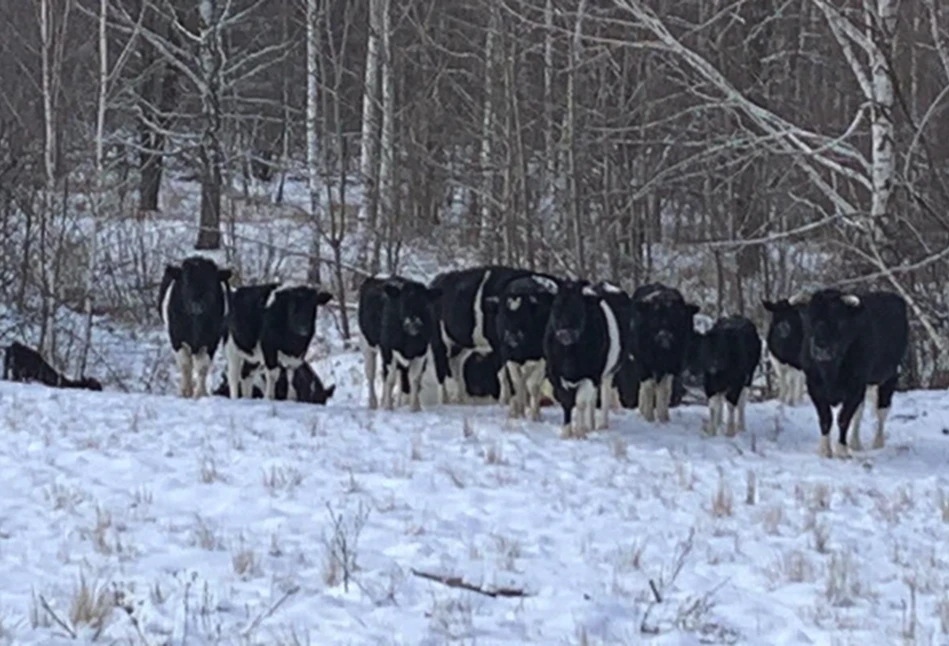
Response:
[694,315,761,437]
[544,280,624,439]
[613,360,686,410]
[429,266,538,405]
[795,289,908,458]
[358,275,441,411]
[213,362,335,404]
[159,256,232,398]
[628,283,700,423]
[762,298,808,405]
[459,349,512,401]
[3,342,103,391]
[490,273,562,420]
[224,282,332,400]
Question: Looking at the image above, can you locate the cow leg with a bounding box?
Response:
[737,387,748,432]
[558,386,578,439]
[834,388,865,459]
[175,346,194,398]
[706,393,723,436]
[362,337,378,410]
[808,382,834,458]
[525,362,546,422]
[574,379,597,439]
[286,368,299,402]
[873,377,897,449]
[407,357,427,412]
[597,373,614,430]
[264,366,280,400]
[848,388,868,452]
[498,363,512,406]
[724,388,742,437]
[794,370,807,405]
[772,359,786,404]
[656,374,674,422]
[639,378,656,422]
[193,349,211,398]
[505,361,525,418]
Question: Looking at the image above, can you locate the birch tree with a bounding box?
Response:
[358,0,382,272]
[306,0,322,283]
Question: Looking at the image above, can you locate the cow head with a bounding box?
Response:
[548,279,594,346]
[494,276,560,350]
[75,377,103,391]
[384,282,441,337]
[174,257,231,313]
[277,286,333,337]
[632,287,700,351]
[762,298,805,355]
[799,289,864,378]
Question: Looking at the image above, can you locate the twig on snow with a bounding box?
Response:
[410,568,531,598]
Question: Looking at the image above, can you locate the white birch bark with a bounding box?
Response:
[306,0,322,283]
[358,0,381,226]
[478,7,499,255]
[196,0,224,250]
[378,0,395,271]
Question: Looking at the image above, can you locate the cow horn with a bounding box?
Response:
[787,291,810,306]
[841,294,861,307]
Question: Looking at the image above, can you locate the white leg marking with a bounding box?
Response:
[707,393,723,436]
[224,337,242,399]
[193,349,211,398]
[639,379,656,422]
[597,373,614,430]
[849,390,867,452]
[524,360,546,422]
[506,361,526,418]
[361,335,378,410]
[498,363,512,405]
[175,347,194,398]
[382,364,399,411]
[834,439,851,459]
[264,367,280,400]
[737,387,748,432]
[408,357,426,412]
[725,400,737,438]
[656,374,674,422]
[575,379,597,439]
[873,406,888,449]
[286,369,299,401]
[818,434,832,458]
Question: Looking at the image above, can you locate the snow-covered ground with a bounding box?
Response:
[3,350,949,645]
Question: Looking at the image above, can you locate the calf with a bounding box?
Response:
[429,265,537,404]
[159,256,231,398]
[213,362,335,404]
[490,273,562,420]
[762,299,807,405]
[225,282,332,400]
[3,342,103,391]
[543,280,623,439]
[460,349,511,401]
[796,289,909,458]
[628,283,700,422]
[358,275,441,411]
[695,315,762,437]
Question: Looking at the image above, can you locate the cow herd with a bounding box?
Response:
[0,254,911,461]
[355,264,910,460]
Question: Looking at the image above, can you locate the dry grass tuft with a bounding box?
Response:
[765,550,816,587]
[810,483,832,512]
[492,534,522,571]
[612,540,646,572]
[938,490,949,524]
[825,550,863,607]
[462,417,476,440]
[483,440,508,466]
[761,505,784,535]
[68,574,114,636]
[812,520,831,554]
[745,470,756,506]
[191,515,224,551]
[410,435,424,461]
[44,483,85,512]
[936,592,949,634]
[710,471,733,519]
[611,437,628,460]
[200,456,224,484]
[232,540,261,580]
[263,464,304,495]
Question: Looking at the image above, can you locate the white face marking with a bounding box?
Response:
[581,286,598,297]
[600,282,622,294]
[599,300,622,378]
[842,294,861,307]
[531,275,559,293]
[265,282,309,309]
[507,297,522,312]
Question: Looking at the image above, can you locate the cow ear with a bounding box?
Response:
[841,294,861,308]
[218,269,232,283]
[165,264,182,279]
[383,283,401,299]
[788,291,810,306]
[316,290,333,305]
[427,286,443,302]
[686,303,700,316]
[762,299,776,312]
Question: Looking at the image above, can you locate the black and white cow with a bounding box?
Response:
[213,361,335,404]
[694,315,761,437]
[613,358,686,410]
[544,280,624,439]
[460,349,512,401]
[489,273,562,420]
[628,283,700,423]
[762,298,807,405]
[3,342,103,391]
[159,256,232,398]
[795,289,909,458]
[429,266,537,405]
[224,282,332,400]
[358,275,441,411]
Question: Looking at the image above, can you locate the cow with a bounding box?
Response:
[457,349,515,402]
[794,289,909,458]
[358,275,441,411]
[628,283,700,423]
[489,273,562,420]
[213,361,335,404]
[544,280,624,439]
[694,315,762,437]
[159,256,232,398]
[613,359,686,410]
[762,298,807,405]
[429,266,538,405]
[3,342,103,391]
[224,282,333,401]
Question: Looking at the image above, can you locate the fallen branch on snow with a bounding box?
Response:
[410,568,531,598]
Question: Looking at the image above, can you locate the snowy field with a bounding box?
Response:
[3,351,949,645]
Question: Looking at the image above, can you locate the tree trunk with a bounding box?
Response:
[478,7,499,259]
[378,0,396,273]
[195,0,223,250]
[359,0,382,272]
[306,0,322,283]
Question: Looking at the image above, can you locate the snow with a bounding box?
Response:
[3,354,949,645]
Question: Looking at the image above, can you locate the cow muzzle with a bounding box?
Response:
[655,330,674,349]
[810,343,835,363]
[503,330,523,348]
[555,328,580,345]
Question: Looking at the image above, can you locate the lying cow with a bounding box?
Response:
[212,361,335,404]
[3,341,102,391]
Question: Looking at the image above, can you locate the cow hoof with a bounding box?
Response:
[641,411,655,423]
[850,438,863,452]
[368,399,378,410]
[560,424,575,439]
[817,436,832,458]
[724,426,736,438]
[834,443,851,459]
[873,433,885,450]
[529,410,541,422]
